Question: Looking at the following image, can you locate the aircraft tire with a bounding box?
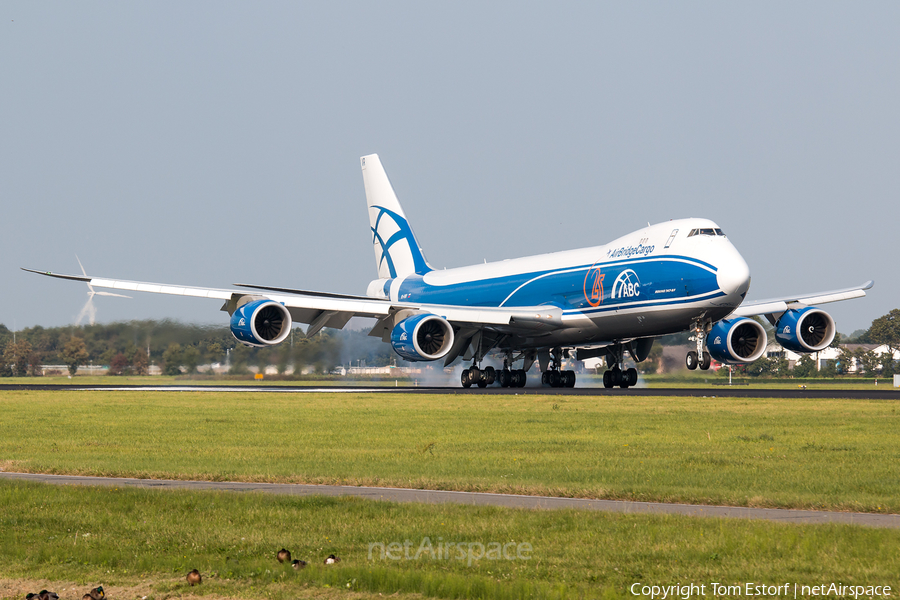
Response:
[603,370,613,388]
[699,353,711,370]
[549,370,561,387]
[686,351,699,370]
[515,369,527,387]
[541,371,549,385]
[626,367,638,387]
[611,367,622,386]
[484,366,496,385]
[461,369,472,388]
[563,370,576,387]
[499,369,511,387]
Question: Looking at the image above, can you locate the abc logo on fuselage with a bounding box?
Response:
[610,269,641,300]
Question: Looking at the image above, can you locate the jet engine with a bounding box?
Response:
[774,307,835,353]
[230,299,292,347]
[390,313,454,361]
[706,317,768,365]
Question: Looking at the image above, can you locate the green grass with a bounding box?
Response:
[2,479,899,600]
[2,391,899,512]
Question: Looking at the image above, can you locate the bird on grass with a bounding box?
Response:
[82,586,104,600]
[291,559,307,570]
[186,569,202,586]
[324,554,341,565]
[37,592,59,600]
[276,548,291,563]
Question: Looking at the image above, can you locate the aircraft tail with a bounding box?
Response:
[361,154,432,279]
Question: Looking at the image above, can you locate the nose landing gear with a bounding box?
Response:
[686,319,713,371]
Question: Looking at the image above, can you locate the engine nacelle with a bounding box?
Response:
[390,313,454,362]
[775,307,835,353]
[707,317,768,365]
[230,299,292,348]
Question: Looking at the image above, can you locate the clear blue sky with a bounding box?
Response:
[2,2,897,335]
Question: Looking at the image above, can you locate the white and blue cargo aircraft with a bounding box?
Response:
[26,154,873,388]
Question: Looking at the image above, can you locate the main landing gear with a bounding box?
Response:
[541,347,576,388]
[686,319,712,371]
[461,363,526,388]
[602,344,638,389]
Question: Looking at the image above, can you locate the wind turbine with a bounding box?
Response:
[75,256,131,325]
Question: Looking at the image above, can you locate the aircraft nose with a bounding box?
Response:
[716,249,751,299]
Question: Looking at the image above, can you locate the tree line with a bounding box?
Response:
[0,320,395,377]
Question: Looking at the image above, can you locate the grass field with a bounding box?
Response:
[2,479,899,600]
[2,389,899,599]
[1,390,899,512]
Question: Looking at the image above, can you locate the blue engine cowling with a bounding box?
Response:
[707,317,768,365]
[390,313,455,362]
[775,307,835,353]
[230,299,292,348]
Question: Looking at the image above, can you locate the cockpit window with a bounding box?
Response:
[687,228,727,237]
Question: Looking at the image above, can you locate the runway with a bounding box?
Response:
[1,382,898,399]
[2,472,897,529]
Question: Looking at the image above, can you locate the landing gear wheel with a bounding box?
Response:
[541,371,549,385]
[484,366,496,385]
[686,351,699,370]
[499,369,512,388]
[469,366,481,383]
[611,366,622,387]
[603,370,613,388]
[626,367,638,387]
[461,369,472,388]
[477,378,487,388]
[549,370,561,387]
[562,370,576,388]
[699,353,711,371]
[513,369,527,387]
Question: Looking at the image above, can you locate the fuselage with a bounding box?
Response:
[368,218,751,347]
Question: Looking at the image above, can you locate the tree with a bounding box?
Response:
[229,344,250,375]
[869,309,900,354]
[854,348,879,376]
[60,337,89,376]
[792,355,817,378]
[162,343,183,376]
[3,340,33,376]
[182,345,200,374]
[132,348,149,375]
[836,347,854,375]
[108,353,129,376]
[879,352,896,378]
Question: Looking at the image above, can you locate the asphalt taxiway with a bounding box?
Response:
[2,472,897,529]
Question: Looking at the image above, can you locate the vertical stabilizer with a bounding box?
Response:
[361,154,432,279]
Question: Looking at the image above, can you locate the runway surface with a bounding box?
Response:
[2,472,898,529]
[1,382,898,399]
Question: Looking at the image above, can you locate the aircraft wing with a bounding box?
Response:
[730,280,874,320]
[22,268,565,337]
